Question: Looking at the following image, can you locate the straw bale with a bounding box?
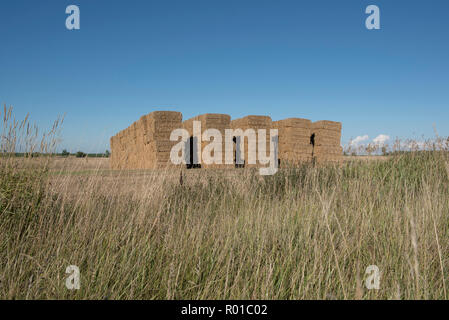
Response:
[110,112,342,170]
[314,136,341,147]
[278,126,310,134]
[278,139,311,148]
[312,120,342,131]
[181,114,232,168]
[279,146,313,155]
[229,116,273,168]
[148,111,182,122]
[273,118,311,129]
[313,128,341,138]
[231,115,271,128]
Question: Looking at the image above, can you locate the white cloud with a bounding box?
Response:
[373,134,390,146]
[350,135,369,146]
[406,140,427,150]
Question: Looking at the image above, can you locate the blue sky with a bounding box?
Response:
[1,0,448,152]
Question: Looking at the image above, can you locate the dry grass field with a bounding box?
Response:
[1,108,449,300]
[48,154,389,173]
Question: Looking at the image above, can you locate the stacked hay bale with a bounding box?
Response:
[183,113,231,168]
[139,111,183,169]
[110,111,182,169]
[123,128,133,168]
[110,130,126,170]
[117,130,127,169]
[110,131,125,169]
[134,119,145,169]
[311,120,343,164]
[129,122,138,168]
[118,128,132,169]
[110,112,343,170]
[230,115,272,168]
[272,118,313,167]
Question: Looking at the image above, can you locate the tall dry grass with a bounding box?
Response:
[1,108,448,299]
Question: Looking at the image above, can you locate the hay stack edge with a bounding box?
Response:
[110,111,343,170]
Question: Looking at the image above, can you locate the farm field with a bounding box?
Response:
[46,155,390,174]
[1,150,449,299]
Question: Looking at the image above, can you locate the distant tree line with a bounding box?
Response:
[4,150,110,158]
[63,150,110,158]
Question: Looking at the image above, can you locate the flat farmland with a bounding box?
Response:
[2,151,449,299]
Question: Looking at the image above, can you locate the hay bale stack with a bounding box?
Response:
[272,118,313,167]
[134,120,145,169]
[112,130,123,169]
[139,111,182,169]
[122,129,130,168]
[117,130,127,169]
[311,120,342,164]
[110,112,343,170]
[230,115,272,168]
[110,111,182,170]
[183,113,231,168]
[127,122,137,169]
